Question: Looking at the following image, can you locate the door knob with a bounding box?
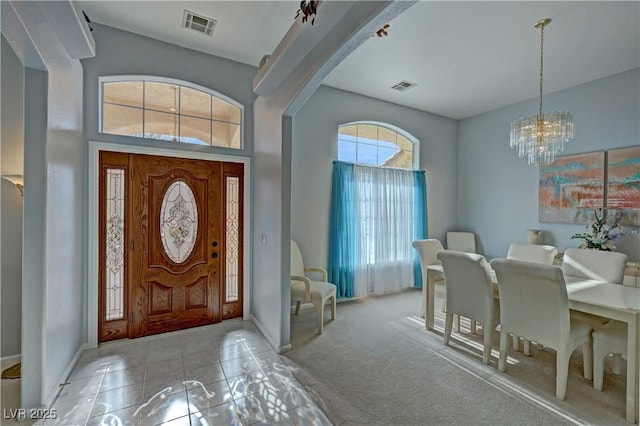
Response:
[211,252,218,259]
[212,241,218,247]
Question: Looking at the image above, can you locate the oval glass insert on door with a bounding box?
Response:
[160,180,198,263]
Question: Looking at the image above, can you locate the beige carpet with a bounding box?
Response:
[284,287,627,426]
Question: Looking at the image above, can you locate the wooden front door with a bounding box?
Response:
[98,152,243,342]
[130,154,221,337]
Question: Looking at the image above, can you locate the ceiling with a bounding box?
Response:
[78,1,640,120]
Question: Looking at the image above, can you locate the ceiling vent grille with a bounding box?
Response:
[391,80,417,92]
[183,10,216,36]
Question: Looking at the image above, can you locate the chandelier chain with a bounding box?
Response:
[509,17,574,166]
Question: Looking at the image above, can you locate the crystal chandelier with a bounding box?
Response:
[510,18,574,166]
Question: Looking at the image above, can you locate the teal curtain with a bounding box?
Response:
[328,161,356,298]
[413,170,428,287]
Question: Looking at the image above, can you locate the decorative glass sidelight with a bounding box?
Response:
[160,180,198,263]
[106,169,125,321]
[225,177,240,302]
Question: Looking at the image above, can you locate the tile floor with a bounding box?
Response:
[31,320,330,426]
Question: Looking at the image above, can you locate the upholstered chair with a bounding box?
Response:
[491,259,593,400]
[593,321,627,391]
[562,248,627,283]
[507,243,558,266]
[412,239,445,318]
[290,240,337,335]
[506,243,559,354]
[562,248,628,375]
[446,231,476,253]
[436,250,499,364]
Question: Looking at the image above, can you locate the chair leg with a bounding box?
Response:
[555,350,571,400]
[593,342,607,391]
[482,324,492,364]
[612,353,623,375]
[295,301,301,315]
[444,312,454,346]
[454,314,460,333]
[498,331,508,372]
[315,300,324,335]
[331,295,336,320]
[471,320,477,335]
[512,335,519,351]
[582,339,593,381]
[523,339,531,356]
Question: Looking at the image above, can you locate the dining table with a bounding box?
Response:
[424,263,640,423]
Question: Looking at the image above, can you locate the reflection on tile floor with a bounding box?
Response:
[35,321,331,426]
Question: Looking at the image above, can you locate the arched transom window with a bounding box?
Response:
[338,122,417,169]
[100,76,243,149]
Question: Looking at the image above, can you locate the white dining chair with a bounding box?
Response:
[506,243,558,354]
[562,248,627,284]
[593,320,627,391]
[412,239,445,318]
[507,243,558,266]
[444,232,479,332]
[446,231,476,253]
[562,248,628,375]
[436,250,499,364]
[491,258,593,400]
[291,240,337,335]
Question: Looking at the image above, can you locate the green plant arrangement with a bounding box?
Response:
[571,208,632,251]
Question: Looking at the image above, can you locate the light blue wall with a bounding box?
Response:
[1,35,24,358]
[458,68,640,261]
[43,59,86,405]
[291,85,458,268]
[21,67,48,410]
[251,97,291,351]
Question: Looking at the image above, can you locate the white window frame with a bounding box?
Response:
[98,75,244,149]
[337,121,420,170]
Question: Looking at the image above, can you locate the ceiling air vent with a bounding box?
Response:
[183,10,217,36]
[391,80,417,92]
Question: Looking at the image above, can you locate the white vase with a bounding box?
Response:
[527,229,543,245]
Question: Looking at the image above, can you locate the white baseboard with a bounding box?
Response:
[44,343,91,408]
[1,354,21,369]
[250,315,290,353]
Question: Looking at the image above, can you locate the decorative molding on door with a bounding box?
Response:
[88,141,251,348]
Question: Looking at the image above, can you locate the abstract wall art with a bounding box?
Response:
[539,151,605,224]
[606,146,640,226]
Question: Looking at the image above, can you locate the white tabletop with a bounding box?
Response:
[565,276,640,312]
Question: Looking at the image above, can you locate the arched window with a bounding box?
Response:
[338,122,417,169]
[329,122,426,298]
[100,76,243,149]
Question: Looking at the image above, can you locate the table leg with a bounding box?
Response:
[626,312,639,423]
[426,271,435,330]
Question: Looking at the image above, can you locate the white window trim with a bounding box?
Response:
[98,75,244,149]
[87,140,252,348]
[338,121,420,170]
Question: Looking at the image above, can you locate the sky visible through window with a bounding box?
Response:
[338,134,399,166]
